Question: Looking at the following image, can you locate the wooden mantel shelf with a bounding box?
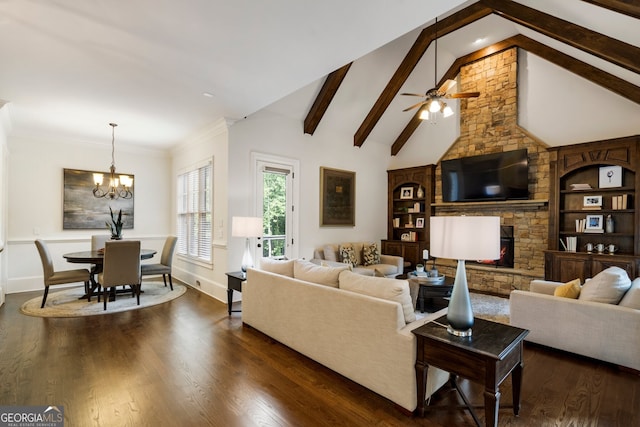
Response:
[433,199,548,211]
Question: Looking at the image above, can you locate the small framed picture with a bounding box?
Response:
[585,214,604,231]
[583,195,602,208]
[400,187,414,199]
[599,165,622,188]
[416,218,425,228]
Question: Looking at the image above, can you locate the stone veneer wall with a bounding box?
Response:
[433,48,549,295]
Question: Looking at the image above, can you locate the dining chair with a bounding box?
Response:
[90,234,110,275]
[97,240,141,310]
[35,239,91,308]
[141,236,177,291]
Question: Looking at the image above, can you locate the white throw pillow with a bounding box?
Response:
[578,266,632,304]
[293,259,348,287]
[618,277,640,309]
[338,270,416,324]
[259,258,294,277]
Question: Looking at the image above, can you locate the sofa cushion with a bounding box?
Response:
[323,244,339,262]
[553,278,581,299]
[618,278,640,309]
[338,270,416,324]
[578,266,632,304]
[259,258,294,277]
[340,244,357,267]
[362,242,380,266]
[293,259,348,287]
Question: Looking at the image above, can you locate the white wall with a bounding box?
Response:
[0,104,10,305]
[7,134,171,293]
[170,119,229,302]
[228,108,391,268]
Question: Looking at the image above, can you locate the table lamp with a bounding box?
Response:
[430,216,500,337]
[231,216,263,278]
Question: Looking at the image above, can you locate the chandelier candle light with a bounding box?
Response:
[93,123,133,199]
[231,216,263,278]
[430,216,501,337]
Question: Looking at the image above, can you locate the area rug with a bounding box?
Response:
[469,292,510,324]
[20,281,187,318]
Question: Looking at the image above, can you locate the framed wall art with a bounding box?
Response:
[320,167,355,227]
[400,187,414,199]
[599,165,622,188]
[63,168,134,229]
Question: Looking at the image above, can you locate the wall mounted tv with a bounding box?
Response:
[441,149,529,202]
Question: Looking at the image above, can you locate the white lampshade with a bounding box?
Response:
[430,216,500,261]
[232,216,263,238]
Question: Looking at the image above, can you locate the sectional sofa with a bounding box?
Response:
[242,258,449,412]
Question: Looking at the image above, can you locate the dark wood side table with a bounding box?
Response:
[225,271,245,315]
[412,316,529,427]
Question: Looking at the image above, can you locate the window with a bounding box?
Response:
[177,160,212,264]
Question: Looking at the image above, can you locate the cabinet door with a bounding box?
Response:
[381,240,403,258]
[591,256,636,279]
[545,252,590,282]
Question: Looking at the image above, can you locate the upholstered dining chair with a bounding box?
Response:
[97,240,141,310]
[141,236,177,291]
[90,234,110,274]
[35,239,91,308]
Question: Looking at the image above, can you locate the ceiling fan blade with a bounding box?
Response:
[438,79,457,94]
[446,92,480,99]
[402,100,428,112]
[400,92,427,97]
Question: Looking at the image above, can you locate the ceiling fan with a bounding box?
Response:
[401,18,480,119]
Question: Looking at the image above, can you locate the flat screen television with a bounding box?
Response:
[441,149,529,202]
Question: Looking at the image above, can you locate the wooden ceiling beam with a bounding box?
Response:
[481,0,640,74]
[303,63,352,135]
[391,34,640,155]
[352,2,492,148]
[580,0,640,20]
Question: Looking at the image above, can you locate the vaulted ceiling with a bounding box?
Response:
[1,0,639,154]
[300,0,640,155]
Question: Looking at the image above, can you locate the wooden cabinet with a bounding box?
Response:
[546,135,640,281]
[382,165,434,269]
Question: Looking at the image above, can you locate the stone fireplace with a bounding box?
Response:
[432,47,549,295]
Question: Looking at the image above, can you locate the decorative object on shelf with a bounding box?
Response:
[320,167,355,227]
[605,215,615,233]
[232,216,263,278]
[416,217,424,228]
[93,123,134,200]
[430,216,500,337]
[583,195,602,209]
[416,186,424,198]
[400,186,413,199]
[585,242,594,253]
[608,244,618,254]
[584,214,604,233]
[596,243,605,253]
[599,165,622,188]
[416,263,425,273]
[106,207,124,240]
[570,183,592,190]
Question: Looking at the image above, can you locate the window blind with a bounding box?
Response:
[177,160,212,263]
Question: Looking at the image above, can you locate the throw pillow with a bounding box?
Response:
[323,244,339,262]
[338,270,416,324]
[340,244,357,267]
[373,268,385,277]
[618,277,640,309]
[578,266,632,304]
[362,242,380,266]
[258,257,294,277]
[553,278,581,299]
[293,259,348,287]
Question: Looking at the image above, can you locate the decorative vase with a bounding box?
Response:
[416,186,424,198]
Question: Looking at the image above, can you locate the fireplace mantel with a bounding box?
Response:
[433,199,548,212]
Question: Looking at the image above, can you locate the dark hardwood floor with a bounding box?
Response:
[1,284,638,426]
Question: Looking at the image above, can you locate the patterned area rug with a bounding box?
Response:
[469,292,510,324]
[20,280,186,318]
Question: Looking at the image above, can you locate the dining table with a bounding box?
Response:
[63,248,157,300]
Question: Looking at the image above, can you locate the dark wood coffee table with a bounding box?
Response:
[408,275,454,312]
[412,315,529,427]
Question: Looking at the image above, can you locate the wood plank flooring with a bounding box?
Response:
[1,284,638,426]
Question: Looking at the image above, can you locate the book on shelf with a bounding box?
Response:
[612,194,629,210]
[575,219,586,232]
[582,206,602,210]
[584,228,604,233]
[393,218,400,228]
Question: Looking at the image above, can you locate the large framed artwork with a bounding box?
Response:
[320,167,355,227]
[63,168,134,229]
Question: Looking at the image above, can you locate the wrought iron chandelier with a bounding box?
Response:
[92,123,133,199]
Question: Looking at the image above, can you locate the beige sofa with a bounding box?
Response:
[243,259,449,412]
[311,242,403,278]
[510,268,640,371]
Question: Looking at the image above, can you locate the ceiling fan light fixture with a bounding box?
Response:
[419,108,430,120]
[428,98,441,113]
[442,103,454,118]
